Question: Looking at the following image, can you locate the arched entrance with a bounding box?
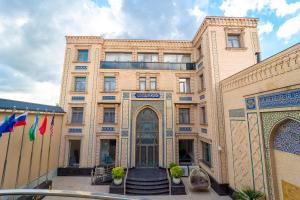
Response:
[136,108,159,167]
[270,119,300,199]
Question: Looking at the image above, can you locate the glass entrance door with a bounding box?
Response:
[136,108,159,167]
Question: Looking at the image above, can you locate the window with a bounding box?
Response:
[227,35,241,48]
[71,107,84,124]
[164,54,191,63]
[103,108,115,123]
[179,140,194,165]
[77,50,88,62]
[199,74,205,91]
[100,139,116,166]
[68,140,81,167]
[74,77,86,92]
[150,77,157,90]
[198,45,203,58]
[139,77,146,91]
[179,108,190,124]
[179,78,191,93]
[104,77,116,92]
[200,106,207,124]
[105,52,132,62]
[138,53,158,62]
[202,142,211,167]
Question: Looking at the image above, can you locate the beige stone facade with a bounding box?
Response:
[59,16,261,189]
[221,43,300,199]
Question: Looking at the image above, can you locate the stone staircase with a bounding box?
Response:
[125,168,169,195]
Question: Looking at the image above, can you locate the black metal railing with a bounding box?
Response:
[0,189,147,200]
[100,61,196,70]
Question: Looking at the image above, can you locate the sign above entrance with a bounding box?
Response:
[134,93,160,98]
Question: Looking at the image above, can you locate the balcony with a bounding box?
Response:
[100,61,196,70]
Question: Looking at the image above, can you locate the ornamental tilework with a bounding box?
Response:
[259,88,300,109]
[247,113,265,192]
[230,120,252,190]
[273,119,300,154]
[246,97,256,110]
[261,111,300,199]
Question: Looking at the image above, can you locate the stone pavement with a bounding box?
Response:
[45,176,231,200]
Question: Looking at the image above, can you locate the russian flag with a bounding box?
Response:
[14,112,28,127]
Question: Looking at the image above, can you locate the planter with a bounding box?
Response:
[172,177,181,184]
[113,178,122,185]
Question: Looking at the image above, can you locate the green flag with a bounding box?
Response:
[29,112,39,141]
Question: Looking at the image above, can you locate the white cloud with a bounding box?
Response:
[0,0,204,105]
[188,5,206,22]
[219,0,267,17]
[277,13,300,41]
[269,0,300,17]
[219,0,300,17]
[258,21,273,35]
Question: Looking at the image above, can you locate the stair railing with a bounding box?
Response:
[166,168,171,195]
[124,168,129,195]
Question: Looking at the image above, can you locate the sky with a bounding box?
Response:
[0,0,299,105]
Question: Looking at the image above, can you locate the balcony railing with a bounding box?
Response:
[100,61,196,70]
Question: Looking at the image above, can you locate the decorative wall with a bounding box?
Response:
[230,120,252,190]
[261,111,300,199]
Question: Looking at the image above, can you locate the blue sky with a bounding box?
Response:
[0,0,299,104]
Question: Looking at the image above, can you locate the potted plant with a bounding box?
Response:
[233,187,265,200]
[112,167,124,185]
[170,166,184,184]
[169,162,178,169]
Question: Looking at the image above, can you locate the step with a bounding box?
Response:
[126,188,169,195]
[126,177,167,182]
[126,179,169,186]
[126,184,169,190]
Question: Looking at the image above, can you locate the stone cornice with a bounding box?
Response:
[221,43,300,92]
[192,16,259,46]
[103,39,193,49]
[66,36,104,44]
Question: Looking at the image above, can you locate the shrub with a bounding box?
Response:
[233,187,265,200]
[170,166,184,178]
[169,162,178,169]
[112,167,124,180]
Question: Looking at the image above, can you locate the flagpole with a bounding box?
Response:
[14,118,27,189]
[37,109,47,186]
[27,109,39,189]
[37,133,44,186]
[0,107,15,189]
[46,112,54,181]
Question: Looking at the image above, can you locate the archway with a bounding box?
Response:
[135,108,159,167]
[269,118,300,199]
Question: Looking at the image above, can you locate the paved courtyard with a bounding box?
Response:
[45,176,231,200]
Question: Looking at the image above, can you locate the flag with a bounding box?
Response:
[29,112,39,141]
[50,114,55,136]
[0,113,16,136]
[14,112,28,127]
[39,115,47,135]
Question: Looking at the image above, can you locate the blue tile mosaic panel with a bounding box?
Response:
[245,97,256,110]
[179,127,192,132]
[179,96,192,101]
[69,128,82,133]
[75,66,88,70]
[259,88,300,109]
[121,130,128,136]
[72,96,85,101]
[201,128,207,133]
[102,96,116,100]
[200,95,205,100]
[166,129,173,136]
[273,119,300,154]
[101,127,115,132]
[134,93,160,98]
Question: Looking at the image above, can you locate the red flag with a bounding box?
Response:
[39,115,47,135]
